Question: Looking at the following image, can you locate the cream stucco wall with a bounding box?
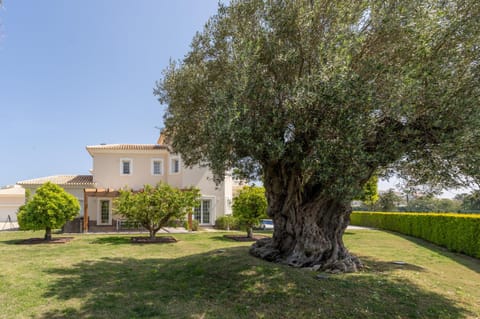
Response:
[92,151,170,190]
[87,148,232,226]
[21,185,86,217]
[0,187,25,221]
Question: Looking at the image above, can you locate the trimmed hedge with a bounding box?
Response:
[351,212,480,259]
[215,215,239,230]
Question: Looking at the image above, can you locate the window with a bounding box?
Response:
[194,199,212,224]
[151,158,163,176]
[98,199,111,225]
[170,157,180,174]
[120,158,132,175]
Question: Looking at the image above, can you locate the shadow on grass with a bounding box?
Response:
[89,236,133,245]
[385,231,480,274]
[39,247,471,319]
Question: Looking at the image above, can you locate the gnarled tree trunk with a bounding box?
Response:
[250,169,363,273]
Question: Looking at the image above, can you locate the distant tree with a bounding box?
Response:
[115,183,200,239]
[233,186,267,238]
[357,175,379,210]
[156,0,480,272]
[456,191,480,211]
[17,182,80,240]
[378,189,402,211]
[405,196,461,212]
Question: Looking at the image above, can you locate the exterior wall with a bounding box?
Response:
[21,185,87,217]
[87,148,232,227]
[182,165,232,224]
[92,151,170,190]
[0,187,25,221]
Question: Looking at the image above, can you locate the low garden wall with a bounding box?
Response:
[350,212,480,259]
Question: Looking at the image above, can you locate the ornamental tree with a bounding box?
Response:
[115,183,200,239]
[155,0,480,272]
[233,186,268,238]
[17,182,80,240]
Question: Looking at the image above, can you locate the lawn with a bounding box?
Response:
[0,229,479,319]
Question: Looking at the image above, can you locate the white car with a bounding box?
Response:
[259,219,274,230]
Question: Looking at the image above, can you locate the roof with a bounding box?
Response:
[86,144,170,156]
[0,185,25,196]
[17,175,94,186]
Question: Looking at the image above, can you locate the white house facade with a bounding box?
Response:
[17,137,233,232]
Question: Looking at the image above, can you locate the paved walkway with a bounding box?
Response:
[0,221,19,231]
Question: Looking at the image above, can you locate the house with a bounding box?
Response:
[17,136,233,232]
[0,185,25,222]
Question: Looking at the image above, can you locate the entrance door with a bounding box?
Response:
[194,199,212,225]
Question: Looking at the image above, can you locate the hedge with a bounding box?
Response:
[350,212,480,259]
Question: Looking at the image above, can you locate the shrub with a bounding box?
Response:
[184,219,199,231]
[351,212,480,258]
[215,215,239,230]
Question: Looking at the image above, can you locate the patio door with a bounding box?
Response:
[194,199,212,225]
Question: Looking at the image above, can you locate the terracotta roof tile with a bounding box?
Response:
[17,175,94,186]
[86,144,169,151]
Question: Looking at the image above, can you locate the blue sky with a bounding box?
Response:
[0,0,220,186]
[0,1,465,198]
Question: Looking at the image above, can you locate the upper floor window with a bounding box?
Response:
[170,157,180,174]
[151,158,163,176]
[120,158,132,175]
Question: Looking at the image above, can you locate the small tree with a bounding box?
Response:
[17,182,80,240]
[233,186,267,238]
[356,175,379,211]
[378,189,402,211]
[115,183,200,239]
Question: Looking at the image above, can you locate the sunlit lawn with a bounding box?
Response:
[0,229,478,318]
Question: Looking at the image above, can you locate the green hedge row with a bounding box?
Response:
[350,212,480,259]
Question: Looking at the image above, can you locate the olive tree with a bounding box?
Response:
[156,0,480,272]
[115,183,200,239]
[17,182,80,240]
[233,186,267,238]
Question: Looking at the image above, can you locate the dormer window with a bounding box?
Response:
[120,158,132,175]
[170,157,180,174]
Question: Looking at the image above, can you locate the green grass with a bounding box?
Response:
[0,230,479,319]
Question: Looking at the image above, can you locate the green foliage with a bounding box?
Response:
[405,196,461,213]
[378,189,403,211]
[115,183,200,238]
[232,186,267,237]
[156,0,480,201]
[356,175,379,210]
[215,215,239,230]
[351,212,480,258]
[184,219,199,231]
[17,182,80,238]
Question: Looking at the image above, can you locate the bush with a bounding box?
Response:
[215,215,239,230]
[184,219,199,231]
[351,212,480,258]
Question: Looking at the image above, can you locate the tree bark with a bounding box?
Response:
[149,228,156,240]
[44,227,52,241]
[250,170,363,273]
[247,227,253,238]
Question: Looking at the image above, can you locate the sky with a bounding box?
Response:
[0,1,468,198]
[0,0,220,186]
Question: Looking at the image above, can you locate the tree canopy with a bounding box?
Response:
[17,182,80,240]
[233,186,268,238]
[114,183,200,239]
[155,0,480,272]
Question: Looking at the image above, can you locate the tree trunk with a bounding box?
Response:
[44,227,52,241]
[149,228,156,240]
[247,227,253,238]
[250,172,363,273]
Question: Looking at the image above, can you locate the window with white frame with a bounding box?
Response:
[98,199,112,225]
[170,157,180,174]
[120,158,132,175]
[193,199,212,224]
[151,158,163,176]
